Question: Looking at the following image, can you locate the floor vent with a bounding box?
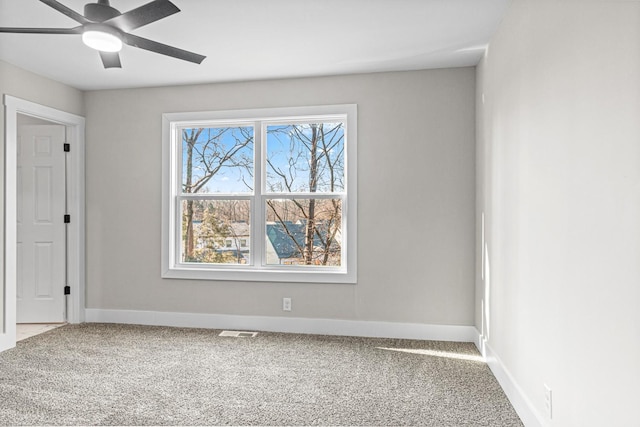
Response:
[219,330,258,338]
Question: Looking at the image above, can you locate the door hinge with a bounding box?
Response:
[64,285,71,295]
[64,214,71,223]
[63,143,70,152]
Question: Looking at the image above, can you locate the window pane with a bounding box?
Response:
[181,199,251,264]
[265,199,342,266]
[266,123,345,193]
[182,126,254,194]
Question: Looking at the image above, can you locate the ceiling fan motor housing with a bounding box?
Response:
[84,1,120,22]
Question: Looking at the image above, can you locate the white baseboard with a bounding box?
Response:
[479,336,545,427]
[85,308,478,342]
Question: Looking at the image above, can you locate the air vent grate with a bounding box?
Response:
[219,330,258,338]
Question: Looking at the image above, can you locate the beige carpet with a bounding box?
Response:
[0,323,523,426]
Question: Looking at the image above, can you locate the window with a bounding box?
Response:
[162,105,357,283]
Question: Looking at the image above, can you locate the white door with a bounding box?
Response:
[17,124,66,323]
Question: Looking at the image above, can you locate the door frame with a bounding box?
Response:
[1,95,85,353]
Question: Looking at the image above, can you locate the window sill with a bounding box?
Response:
[161,266,357,284]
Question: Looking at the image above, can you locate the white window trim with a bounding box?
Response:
[161,104,357,284]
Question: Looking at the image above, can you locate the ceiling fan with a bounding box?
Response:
[0,0,206,68]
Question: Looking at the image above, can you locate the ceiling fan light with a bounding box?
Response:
[82,28,122,52]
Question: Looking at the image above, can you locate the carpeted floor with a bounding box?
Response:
[0,323,523,426]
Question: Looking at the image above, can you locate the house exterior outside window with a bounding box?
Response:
[161,105,357,283]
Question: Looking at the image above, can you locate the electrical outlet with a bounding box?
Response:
[282,297,292,312]
[544,384,553,419]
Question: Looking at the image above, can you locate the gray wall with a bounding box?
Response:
[84,68,476,326]
[0,60,84,332]
[477,0,640,425]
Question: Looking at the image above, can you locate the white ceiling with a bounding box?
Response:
[0,0,510,91]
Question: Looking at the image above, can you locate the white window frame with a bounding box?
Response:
[161,105,357,283]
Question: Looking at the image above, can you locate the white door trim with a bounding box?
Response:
[1,95,85,353]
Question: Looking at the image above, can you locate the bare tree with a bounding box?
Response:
[266,123,344,265]
[182,127,253,262]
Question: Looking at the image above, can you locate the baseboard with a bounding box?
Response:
[85,308,477,342]
[479,336,545,427]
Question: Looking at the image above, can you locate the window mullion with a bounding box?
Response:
[253,120,265,268]
[263,193,344,199]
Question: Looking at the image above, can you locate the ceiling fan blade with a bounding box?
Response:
[99,51,122,69]
[104,0,180,32]
[0,27,82,34]
[39,0,90,24]
[123,33,206,64]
